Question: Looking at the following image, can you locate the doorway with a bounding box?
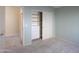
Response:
[32,11,42,41]
[4,7,23,48]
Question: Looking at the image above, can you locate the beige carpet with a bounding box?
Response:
[0,35,22,49]
[0,38,79,53]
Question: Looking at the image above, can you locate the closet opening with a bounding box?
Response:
[32,11,43,41]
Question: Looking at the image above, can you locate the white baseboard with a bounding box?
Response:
[4,33,20,38]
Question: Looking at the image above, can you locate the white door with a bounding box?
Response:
[42,12,54,39]
[32,12,40,40]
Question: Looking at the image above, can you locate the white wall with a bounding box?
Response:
[5,7,20,36]
[23,6,55,46]
[55,7,79,43]
[0,7,5,48]
[0,7,5,36]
